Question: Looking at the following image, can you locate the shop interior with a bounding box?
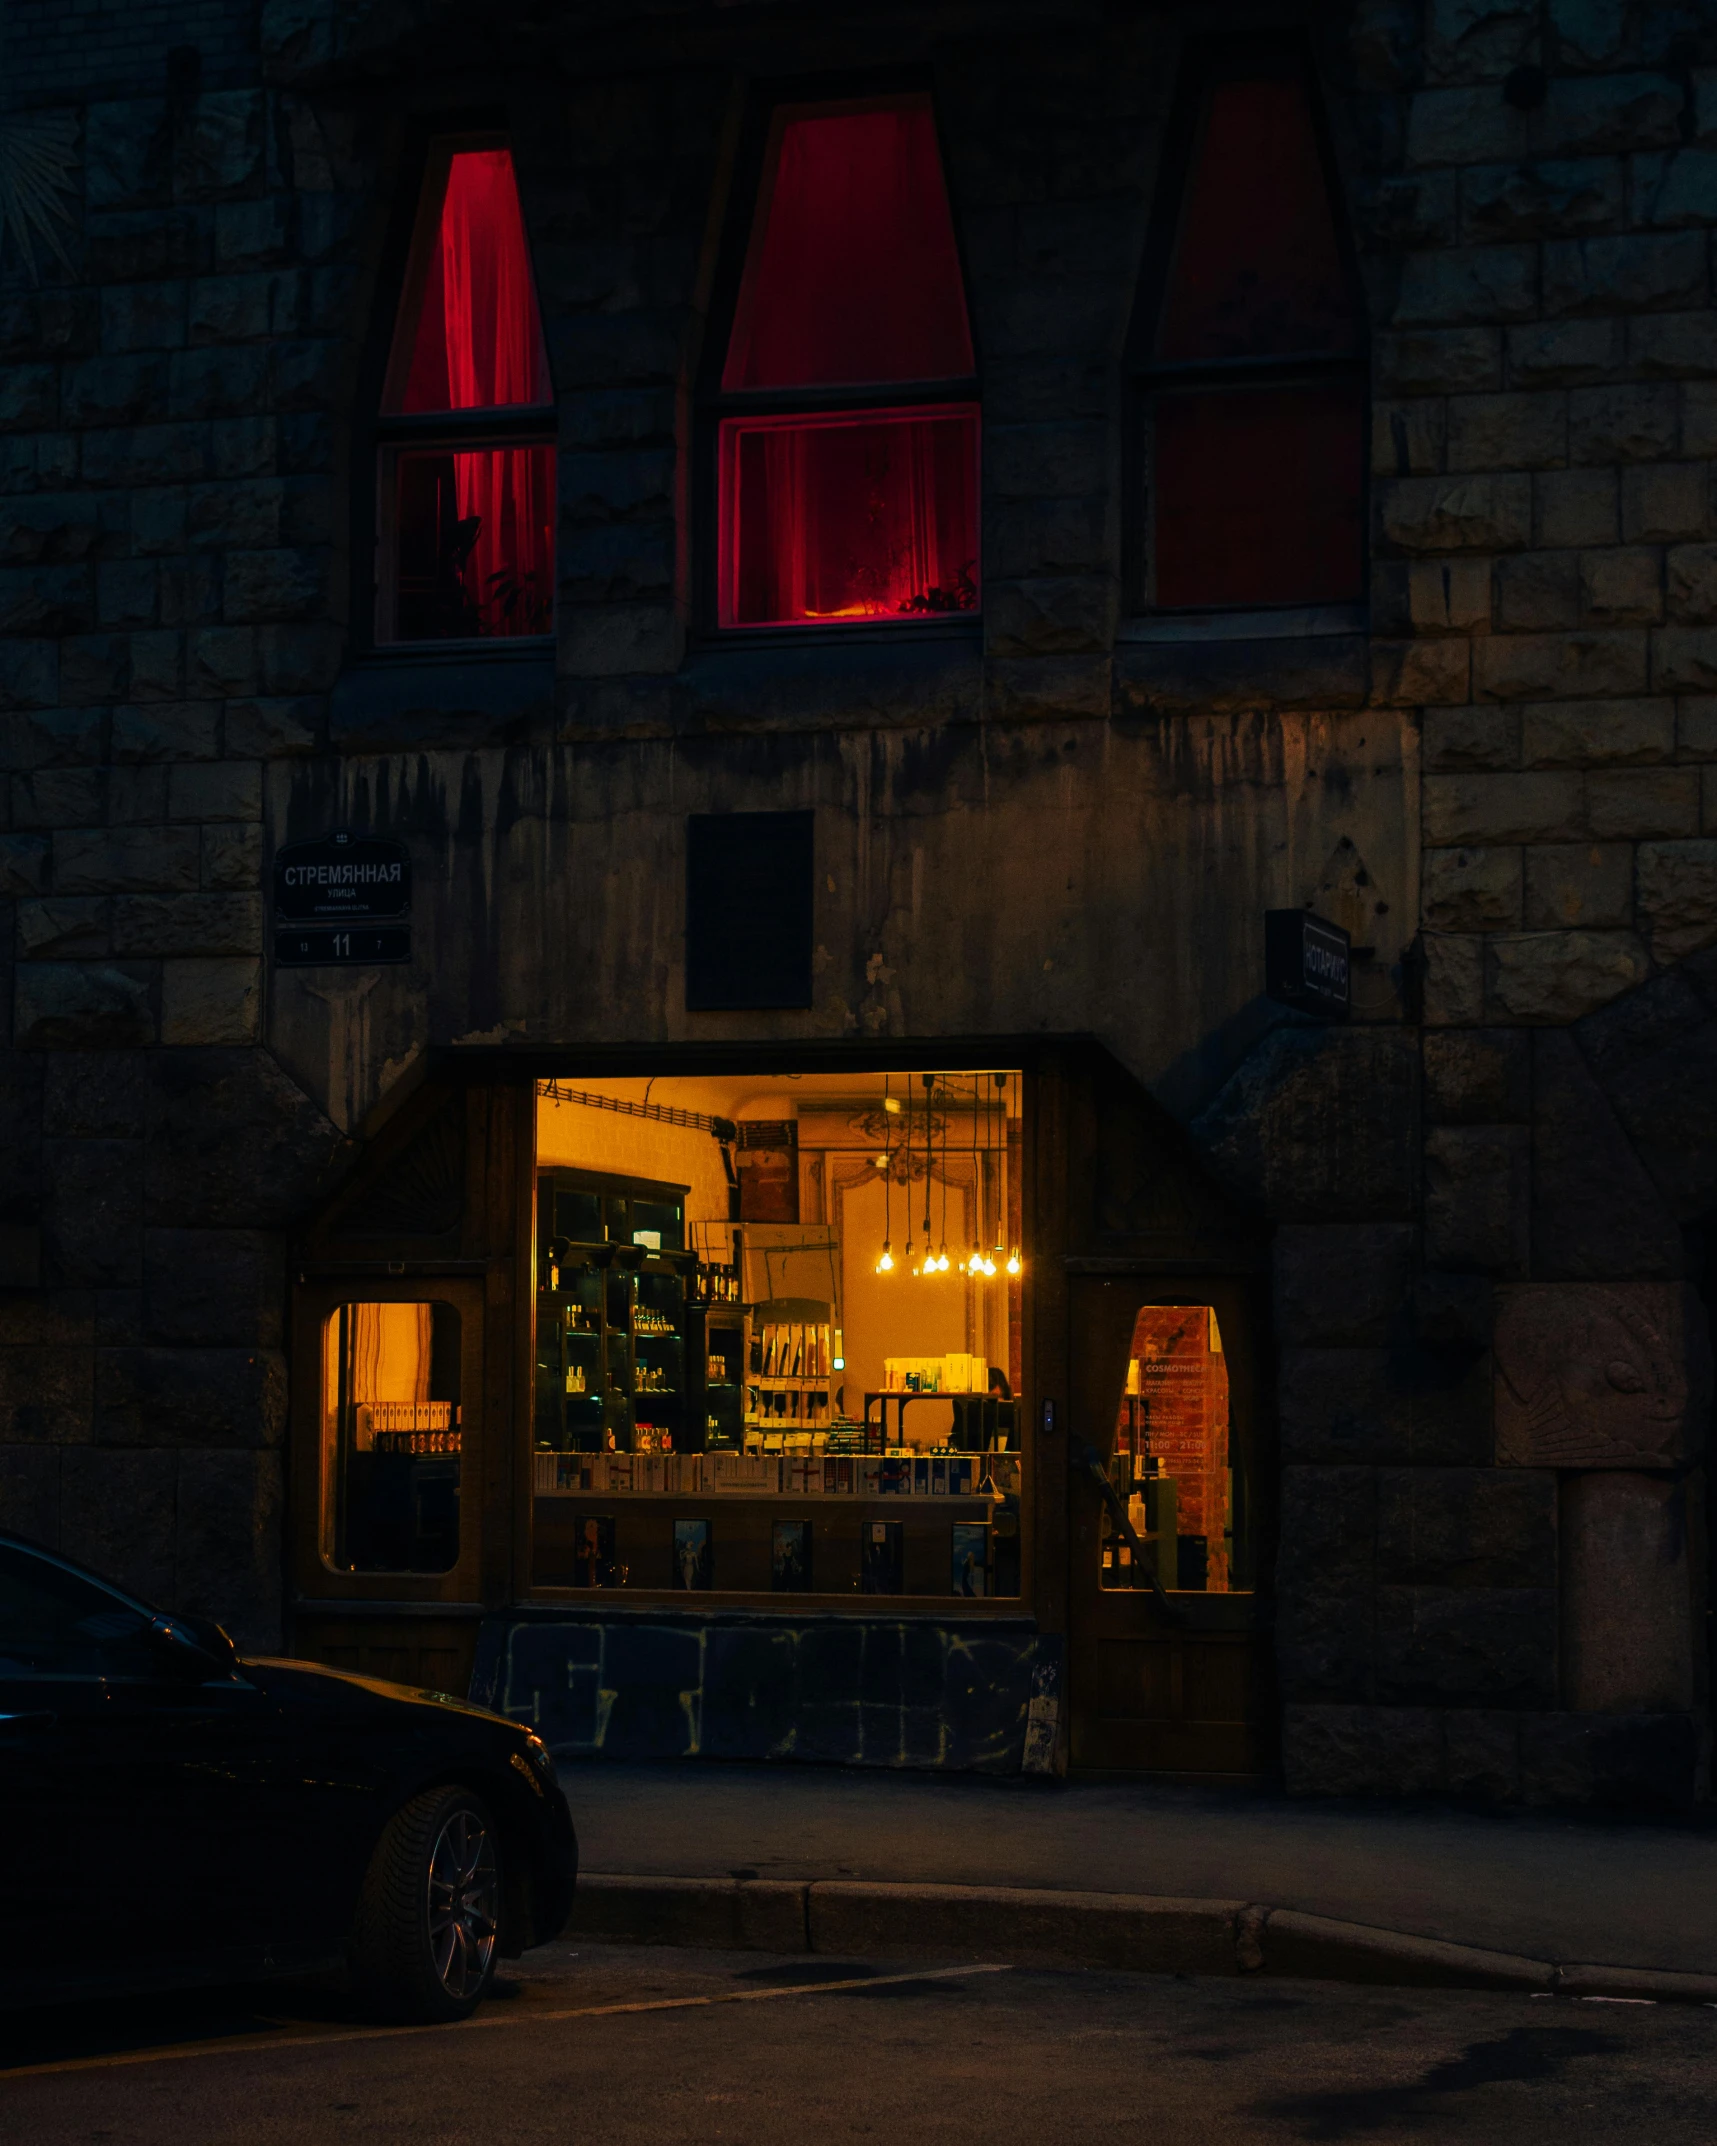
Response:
[529,1069,1025,1598]
[314,1071,1245,1604]
[1097,1304,1240,1597]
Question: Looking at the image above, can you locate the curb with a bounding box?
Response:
[567,1875,1717,2004]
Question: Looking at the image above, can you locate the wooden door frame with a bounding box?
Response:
[288,1271,490,1610]
[286,1075,534,1662]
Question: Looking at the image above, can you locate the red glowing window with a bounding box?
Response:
[1133,66,1364,612]
[1160,79,1357,362]
[1153,383,1364,609]
[723,103,973,391]
[393,446,556,639]
[385,148,551,413]
[720,407,978,627]
[378,145,555,644]
[714,97,978,630]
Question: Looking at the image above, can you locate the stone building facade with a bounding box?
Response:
[2,0,1716,1804]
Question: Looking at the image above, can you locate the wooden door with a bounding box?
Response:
[1066,1272,1266,1777]
[289,1273,492,1692]
[285,1076,535,1697]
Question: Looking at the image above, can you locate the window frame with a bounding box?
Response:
[291,1272,489,1610]
[363,127,558,655]
[1121,41,1369,621]
[694,80,983,643]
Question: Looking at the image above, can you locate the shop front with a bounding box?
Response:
[288,1045,1270,1778]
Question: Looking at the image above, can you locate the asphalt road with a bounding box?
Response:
[5,1941,1714,2143]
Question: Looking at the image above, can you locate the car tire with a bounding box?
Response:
[349,1785,503,2022]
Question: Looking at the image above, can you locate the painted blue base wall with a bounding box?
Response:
[470,1613,1062,1774]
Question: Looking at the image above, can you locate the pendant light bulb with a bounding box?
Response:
[936,1244,951,1273]
[876,1241,894,1275]
[1006,1247,1022,1277]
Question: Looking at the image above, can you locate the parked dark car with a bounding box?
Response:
[0,1533,575,2020]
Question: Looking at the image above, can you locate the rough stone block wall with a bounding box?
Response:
[1,45,346,1639]
[0,0,1713,1799]
[1263,0,1717,1806]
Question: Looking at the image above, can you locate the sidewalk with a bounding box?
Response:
[558,1759,1717,1987]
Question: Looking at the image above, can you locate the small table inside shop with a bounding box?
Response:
[861,1391,1018,1452]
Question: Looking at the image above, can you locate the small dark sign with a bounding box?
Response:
[1265,909,1350,1019]
[272,832,411,968]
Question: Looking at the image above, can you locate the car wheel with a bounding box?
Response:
[349,1785,503,2022]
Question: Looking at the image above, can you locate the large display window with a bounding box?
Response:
[529,1072,1024,1599]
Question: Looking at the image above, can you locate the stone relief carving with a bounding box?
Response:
[1492,1284,1709,1468]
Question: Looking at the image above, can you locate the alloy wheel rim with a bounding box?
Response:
[426,1808,499,1999]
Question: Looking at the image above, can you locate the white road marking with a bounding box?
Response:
[0,1961,1013,2083]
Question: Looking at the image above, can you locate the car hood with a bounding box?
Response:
[241,1654,514,1729]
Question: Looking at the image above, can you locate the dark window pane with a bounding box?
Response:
[1160,78,1355,361]
[387,148,551,412]
[391,445,555,641]
[686,811,814,1011]
[555,1189,605,1244]
[1153,382,1364,608]
[719,407,979,627]
[722,100,974,391]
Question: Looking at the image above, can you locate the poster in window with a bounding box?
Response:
[860,1519,903,1595]
[951,1523,989,1598]
[572,1513,616,1590]
[771,1520,813,1592]
[673,1518,713,1591]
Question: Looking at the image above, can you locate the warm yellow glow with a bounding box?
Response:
[875,1243,895,1274]
[1006,1248,1022,1276]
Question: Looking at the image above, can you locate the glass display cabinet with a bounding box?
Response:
[535,1169,696,1456]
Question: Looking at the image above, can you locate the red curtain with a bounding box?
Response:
[1153,383,1363,608]
[721,409,978,626]
[388,150,554,638]
[396,148,549,411]
[394,446,555,639]
[1160,80,1355,360]
[723,102,974,390]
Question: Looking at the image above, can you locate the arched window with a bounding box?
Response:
[376,142,555,644]
[1127,59,1365,614]
[709,95,979,630]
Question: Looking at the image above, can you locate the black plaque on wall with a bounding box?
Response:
[685,811,814,1010]
[1264,908,1350,1019]
[272,832,412,968]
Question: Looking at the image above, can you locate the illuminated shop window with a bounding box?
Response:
[714,97,979,628]
[322,1301,463,1574]
[1101,1305,1243,1595]
[1130,65,1365,611]
[376,145,555,643]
